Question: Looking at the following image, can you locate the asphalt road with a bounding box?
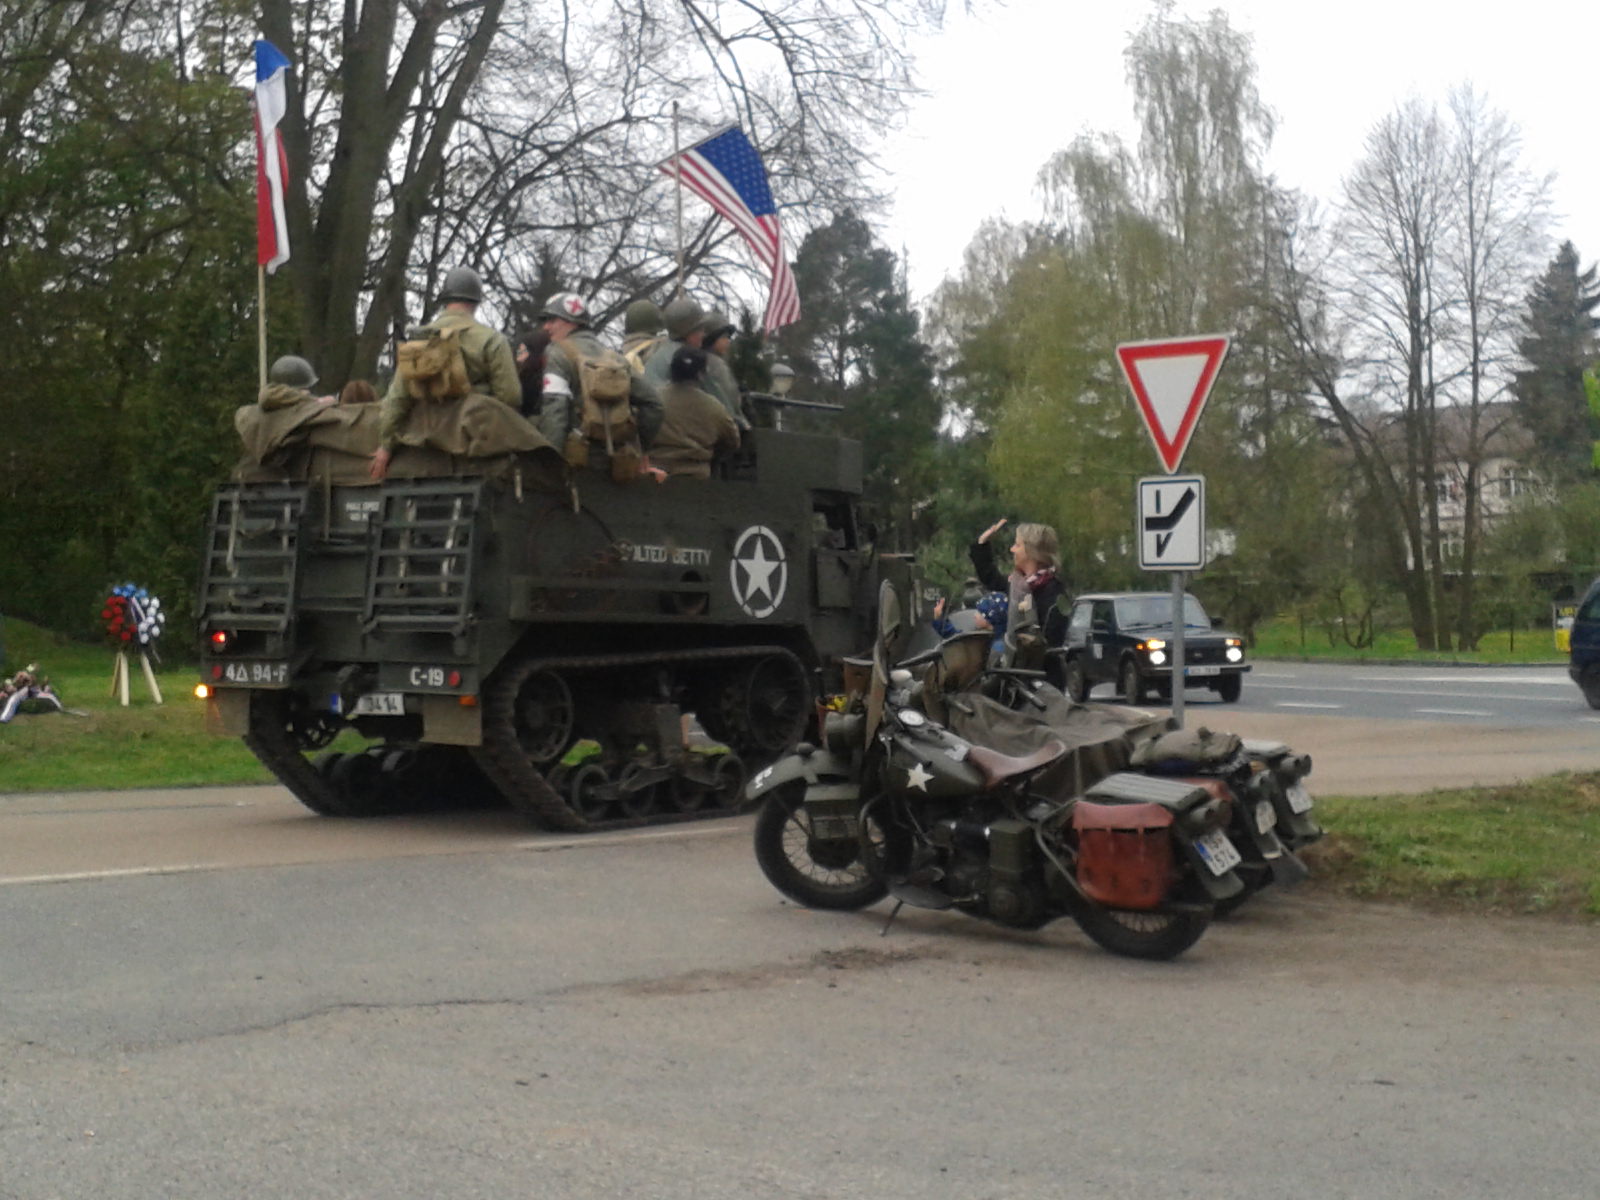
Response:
[3,813,1598,1200]
[1082,660,1590,727]
[3,683,1599,1199]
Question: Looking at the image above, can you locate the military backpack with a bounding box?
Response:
[396,324,471,403]
[555,339,641,482]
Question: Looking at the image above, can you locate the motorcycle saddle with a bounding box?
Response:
[966,740,1066,790]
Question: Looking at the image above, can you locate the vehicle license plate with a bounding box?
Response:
[352,692,405,716]
[1185,665,1221,677]
[219,661,288,686]
[1192,828,1243,876]
[1287,783,1314,814]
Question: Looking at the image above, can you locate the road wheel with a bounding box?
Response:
[616,762,662,819]
[1120,659,1145,703]
[565,762,613,823]
[1063,658,1090,703]
[1214,674,1243,703]
[1072,905,1210,960]
[753,781,888,911]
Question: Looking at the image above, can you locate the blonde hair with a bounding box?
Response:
[1015,522,1060,570]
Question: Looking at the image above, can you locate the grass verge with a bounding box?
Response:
[0,618,272,792]
[1252,618,1566,664]
[1305,776,1600,918]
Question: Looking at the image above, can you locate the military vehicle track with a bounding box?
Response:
[473,644,810,832]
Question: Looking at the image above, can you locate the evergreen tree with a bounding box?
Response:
[1511,241,1600,483]
[776,211,941,549]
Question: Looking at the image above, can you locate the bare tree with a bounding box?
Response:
[260,0,955,387]
[1273,94,1548,649]
[1442,85,1550,647]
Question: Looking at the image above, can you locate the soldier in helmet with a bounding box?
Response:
[535,291,662,468]
[650,345,740,480]
[641,295,705,396]
[372,265,521,480]
[234,355,338,474]
[620,299,666,372]
[696,309,747,428]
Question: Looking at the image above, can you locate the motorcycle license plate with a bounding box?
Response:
[352,692,405,716]
[1192,828,1242,876]
[1185,665,1221,677]
[1287,783,1314,814]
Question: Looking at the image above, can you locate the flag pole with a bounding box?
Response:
[257,265,267,387]
[672,102,685,298]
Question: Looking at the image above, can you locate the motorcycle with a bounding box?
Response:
[1126,725,1322,913]
[749,584,1249,961]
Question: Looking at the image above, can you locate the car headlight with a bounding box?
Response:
[1225,646,1243,662]
[1147,649,1167,665]
[1143,638,1166,651]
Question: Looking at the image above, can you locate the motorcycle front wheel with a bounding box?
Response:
[1072,904,1210,961]
[753,781,889,911]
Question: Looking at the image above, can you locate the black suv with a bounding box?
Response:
[1053,591,1249,703]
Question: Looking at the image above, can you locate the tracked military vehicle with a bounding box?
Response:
[198,428,901,830]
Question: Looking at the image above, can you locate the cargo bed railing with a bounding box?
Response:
[363,480,483,637]
[199,483,309,633]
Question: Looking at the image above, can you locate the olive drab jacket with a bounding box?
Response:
[236,384,387,483]
[703,348,747,428]
[650,380,740,479]
[379,308,521,452]
[644,337,742,427]
[537,329,664,450]
[235,384,336,467]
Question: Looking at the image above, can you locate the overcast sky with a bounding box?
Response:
[882,0,1600,303]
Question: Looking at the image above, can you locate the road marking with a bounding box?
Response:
[1250,681,1576,704]
[0,864,222,888]
[1415,708,1492,717]
[0,822,747,887]
[1353,672,1571,685]
[514,822,744,853]
[1275,701,1344,709]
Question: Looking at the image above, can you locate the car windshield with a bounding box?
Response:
[1115,595,1211,630]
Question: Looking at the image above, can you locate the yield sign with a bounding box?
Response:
[1115,335,1231,473]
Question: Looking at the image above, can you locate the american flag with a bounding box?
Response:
[659,127,800,332]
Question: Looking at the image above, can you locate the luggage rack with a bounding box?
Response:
[200,483,309,633]
[363,480,483,637]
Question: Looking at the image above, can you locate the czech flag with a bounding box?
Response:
[254,39,291,274]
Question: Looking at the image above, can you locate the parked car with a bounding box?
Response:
[1053,591,1250,703]
[1567,577,1600,709]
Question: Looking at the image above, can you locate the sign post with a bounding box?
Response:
[1116,335,1231,728]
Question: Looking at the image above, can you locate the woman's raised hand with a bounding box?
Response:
[978,517,1008,544]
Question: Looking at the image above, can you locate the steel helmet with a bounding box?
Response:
[623,299,664,336]
[437,266,484,305]
[698,309,735,342]
[267,355,318,389]
[540,292,591,328]
[662,295,705,340]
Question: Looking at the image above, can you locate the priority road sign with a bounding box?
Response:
[1138,475,1205,570]
[1116,335,1231,473]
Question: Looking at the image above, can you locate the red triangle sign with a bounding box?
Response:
[1115,335,1231,473]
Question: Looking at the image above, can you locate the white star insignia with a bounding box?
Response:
[737,540,781,604]
[906,762,933,792]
